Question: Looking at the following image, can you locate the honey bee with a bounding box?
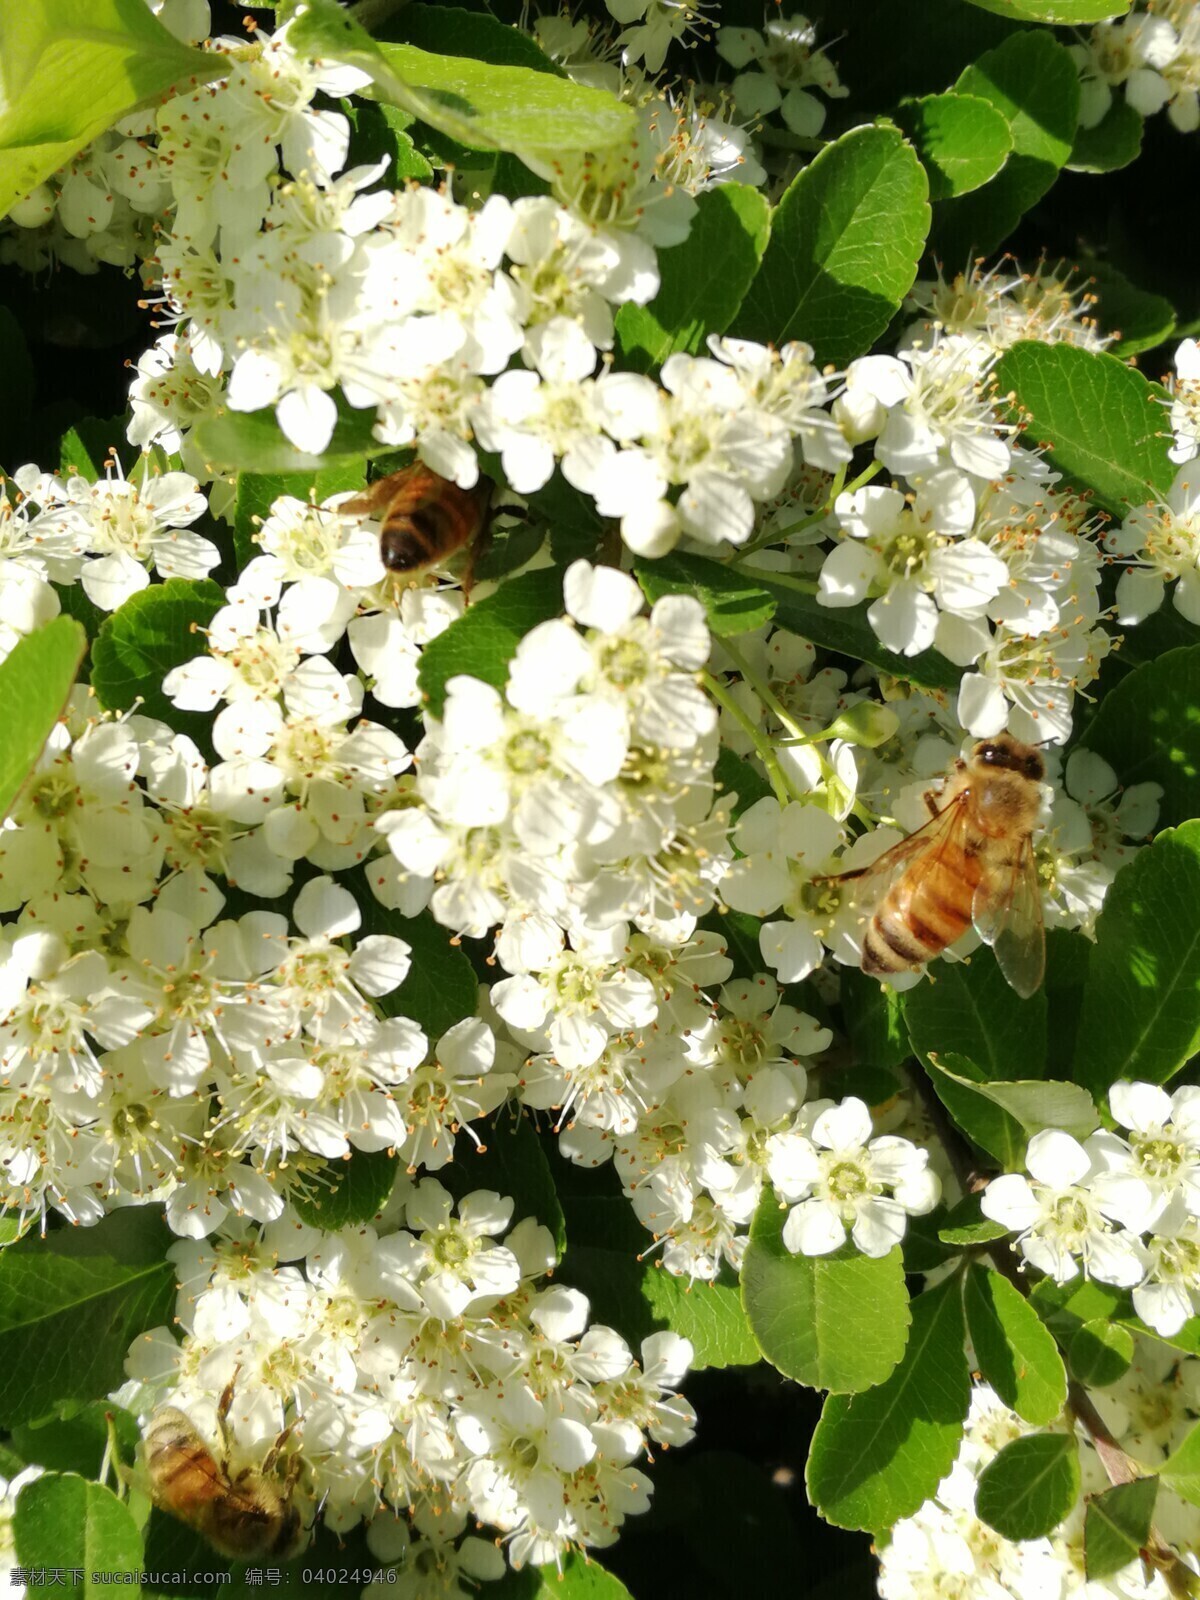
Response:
[833,732,1047,997]
[139,1379,309,1561]
[343,462,491,579]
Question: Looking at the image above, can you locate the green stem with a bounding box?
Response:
[733,504,831,563]
[841,458,883,498]
[701,671,793,806]
[719,637,808,742]
[736,564,819,596]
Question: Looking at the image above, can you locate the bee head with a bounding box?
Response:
[973,735,1044,783]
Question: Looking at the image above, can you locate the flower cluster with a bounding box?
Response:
[2,458,214,627]
[880,1370,1200,1600]
[1109,337,1200,626]
[765,1094,940,1257]
[115,1178,694,1572]
[1071,1,1200,133]
[982,1081,1200,1335]
[0,700,422,1230]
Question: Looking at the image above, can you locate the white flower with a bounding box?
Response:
[473,318,604,495]
[377,187,523,375]
[492,924,657,1071]
[393,1017,516,1172]
[127,335,225,454]
[1108,462,1200,625]
[505,196,636,348]
[766,1097,940,1257]
[22,461,215,611]
[507,561,716,753]
[717,13,847,137]
[1133,1214,1200,1337]
[820,474,1006,657]
[721,796,845,981]
[873,339,1012,483]
[611,351,794,550]
[981,1128,1154,1285]
[1070,14,1179,129]
[1091,1080,1200,1223]
[1167,337,1200,463]
[385,1180,521,1319]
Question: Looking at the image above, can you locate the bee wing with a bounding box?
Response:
[971,835,1046,998]
[829,793,972,913]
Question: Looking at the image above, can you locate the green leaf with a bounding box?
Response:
[615,185,771,372]
[530,1554,633,1599]
[963,1265,1067,1426]
[896,92,1012,200]
[14,1474,144,1600]
[1073,822,1200,1094]
[482,1551,633,1600]
[0,617,87,822]
[343,100,434,185]
[1161,1419,1200,1507]
[939,31,1079,257]
[922,1053,1023,1168]
[562,1242,759,1371]
[1069,99,1144,174]
[441,1113,566,1262]
[472,518,546,584]
[0,0,218,221]
[737,566,961,693]
[734,124,930,367]
[1080,648,1200,830]
[806,1274,971,1532]
[91,578,225,730]
[1031,1276,1128,1341]
[938,1194,1009,1246]
[713,746,773,818]
[1083,258,1174,358]
[368,908,478,1039]
[704,906,768,982]
[0,1223,174,1429]
[12,1401,140,1478]
[635,552,775,638]
[975,1433,1081,1540]
[57,414,129,481]
[383,3,564,76]
[1069,1318,1134,1387]
[233,463,367,568]
[417,565,563,717]
[291,1147,400,1231]
[1085,1477,1159,1580]
[904,955,1047,1080]
[904,1207,960,1276]
[842,968,911,1071]
[995,343,1174,517]
[927,1054,1099,1155]
[742,1191,910,1392]
[191,402,385,476]
[288,0,634,160]
[961,0,1128,16]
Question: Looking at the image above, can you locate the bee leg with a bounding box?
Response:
[923,789,942,818]
[816,866,869,885]
[216,1369,240,1465]
[459,519,493,605]
[260,1422,297,1478]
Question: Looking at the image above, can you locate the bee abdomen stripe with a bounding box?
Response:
[868,910,933,968]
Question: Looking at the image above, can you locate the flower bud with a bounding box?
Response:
[823,701,899,749]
